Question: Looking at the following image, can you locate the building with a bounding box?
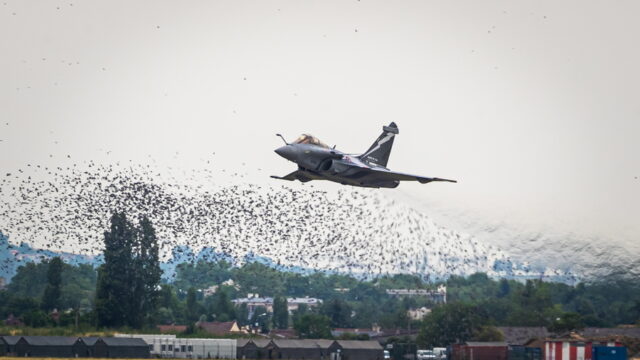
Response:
[450,341,509,360]
[197,320,243,336]
[130,335,237,359]
[508,346,542,360]
[0,335,150,358]
[0,337,6,356]
[232,296,275,316]
[236,339,252,359]
[269,328,298,339]
[543,338,623,360]
[271,339,327,360]
[90,337,150,358]
[286,297,323,312]
[385,285,447,304]
[115,334,176,357]
[1,336,22,356]
[406,307,431,321]
[157,324,188,333]
[232,295,323,319]
[152,337,236,359]
[203,285,220,297]
[332,340,384,360]
[237,339,274,359]
[4,313,24,326]
[15,336,79,357]
[235,339,383,360]
[331,326,383,338]
[78,337,100,357]
[498,326,550,346]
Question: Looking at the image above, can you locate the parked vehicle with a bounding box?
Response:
[432,347,447,359]
[384,350,391,359]
[416,349,437,360]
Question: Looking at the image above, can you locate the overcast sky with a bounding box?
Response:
[1,1,639,259]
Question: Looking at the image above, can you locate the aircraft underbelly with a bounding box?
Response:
[315,171,398,188]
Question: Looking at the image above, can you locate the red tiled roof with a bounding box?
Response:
[198,321,239,335]
[157,324,188,333]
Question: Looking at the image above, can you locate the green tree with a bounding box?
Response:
[548,312,584,332]
[251,306,270,334]
[210,290,235,322]
[237,303,249,326]
[294,313,332,339]
[473,326,505,341]
[292,303,308,326]
[417,303,487,347]
[41,257,63,312]
[273,296,289,329]
[95,212,136,328]
[95,213,162,328]
[23,309,50,327]
[497,279,511,298]
[131,216,162,327]
[322,298,352,328]
[185,287,199,323]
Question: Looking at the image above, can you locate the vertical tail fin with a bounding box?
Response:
[359,122,399,168]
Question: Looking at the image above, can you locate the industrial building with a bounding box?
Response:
[235,339,383,360]
[117,334,236,359]
[0,336,150,358]
[14,336,79,358]
[543,339,624,360]
[450,341,509,360]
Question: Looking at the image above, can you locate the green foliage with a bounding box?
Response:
[417,302,487,347]
[294,313,332,339]
[6,245,640,335]
[250,306,270,333]
[174,260,233,291]
[95,212,161,329]
[185,287,200,323]
[236,303,249,326]
[42,257,63,312]
[205,289,236,322]
[473,325,505,341]
[22,310,50,327]
[548,312,585,332]
[338,333,370,340]
[7,260,96,311]
[273,296,289,329]
[321,298,353,328]
[133,216,163,327]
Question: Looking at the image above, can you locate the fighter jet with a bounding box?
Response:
[272,122,456,188]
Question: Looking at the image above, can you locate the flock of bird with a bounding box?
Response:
[0,159,560,282]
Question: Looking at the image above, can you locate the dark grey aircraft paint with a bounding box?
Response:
[272,122,456,188]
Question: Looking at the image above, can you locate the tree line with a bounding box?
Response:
[1,212,639,337]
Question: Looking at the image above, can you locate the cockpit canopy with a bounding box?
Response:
[292,134,329,148]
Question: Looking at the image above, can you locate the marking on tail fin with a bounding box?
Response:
[361,133,394,159]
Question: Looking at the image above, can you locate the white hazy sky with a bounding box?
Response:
[1,1,639,257]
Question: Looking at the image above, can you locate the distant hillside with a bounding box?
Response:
[0,232,100,281]
[0,164,575,283]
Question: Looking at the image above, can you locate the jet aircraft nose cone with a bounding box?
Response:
[275,145,296,161]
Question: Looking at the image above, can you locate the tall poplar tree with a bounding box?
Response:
[185,287,199,323]
[272,296,289,329]
[95,212,135,327]
[42,257,63,312]
[131,216,162,327]
[95,212,161,328]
